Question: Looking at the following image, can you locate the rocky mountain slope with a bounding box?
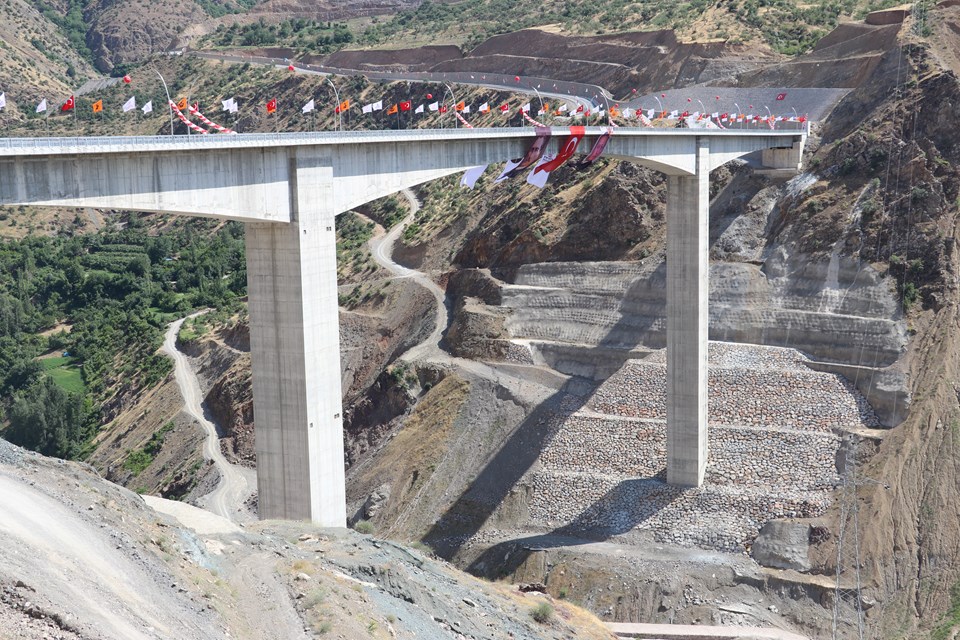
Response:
[0,437,613,639]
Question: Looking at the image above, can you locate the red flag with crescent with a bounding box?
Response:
[535,127,584,174]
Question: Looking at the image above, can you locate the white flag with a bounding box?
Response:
[494,159,521,183]
[460,164,488,189]
[647,108,655,118]
[669,110,679,118]
[142,100,152,114]
[122,96,136,112]
[428,102,439,111]
[558,104,568,112]
[521,102,530,113]
[36,98,46,113]
[362,103,373,114]
[711,112,719,118]
[527,154,555,189]
[302,99,315,114]
[596,109,605,118]
[0,93,5,110]
[372,100,383,111]
[623,108,634,118]
[479,102,489,113]
[414,104,424,114]
[222,97,237,112]
[462,105,470,113]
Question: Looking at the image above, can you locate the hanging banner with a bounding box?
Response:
[460,164,488,189]
[576,128,612,169]
[535,127,584,176]
[498,127,551,181]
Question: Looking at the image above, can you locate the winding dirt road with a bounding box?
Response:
[162,314,255,522]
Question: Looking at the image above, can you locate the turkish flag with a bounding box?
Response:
[776,92,787,101]
[439,105,448,113]
[535,127,584,174]
[266,98,277,113]
[575,104,583,113]
[499,104,509,113]
[60,96,75,112]
[122,74,131,83]
[399,101,411,111]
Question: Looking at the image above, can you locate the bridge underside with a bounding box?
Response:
[0,129,804,524]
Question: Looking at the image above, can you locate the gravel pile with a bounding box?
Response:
[524,343,863,553]
[588,361,878,430]
[0,438,24,467]
[539,416,839,490]
[528,471,829,553]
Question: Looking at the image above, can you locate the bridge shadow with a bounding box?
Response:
[422,268,676,560]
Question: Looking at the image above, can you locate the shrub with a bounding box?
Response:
[531,601,553,624]
[354,519,375,534]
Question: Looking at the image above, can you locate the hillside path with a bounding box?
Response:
[162,313,255,522]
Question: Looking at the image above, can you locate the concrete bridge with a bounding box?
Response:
[0,127,805,525]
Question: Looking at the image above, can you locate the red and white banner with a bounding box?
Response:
[454,111,473,128]
[521,110,547,127]
[169,100,208,134]
[189,103,236,134]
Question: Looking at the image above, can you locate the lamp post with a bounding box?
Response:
[154,70,174,136]
[443,82,457,128]
[325,76,341,131]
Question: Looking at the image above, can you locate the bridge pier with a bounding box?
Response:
[666,140,710,486]
[245,152,346,525]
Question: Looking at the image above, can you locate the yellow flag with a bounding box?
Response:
[92,100,103,113]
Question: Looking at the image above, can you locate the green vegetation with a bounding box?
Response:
[530,601,554,623]
[0,216,246,460]
[123,421,175,476]
[336,212,377,281]
[34,0,95,64]
[353,519,375,534]
[932,580,960,639]
[206,18,354,52]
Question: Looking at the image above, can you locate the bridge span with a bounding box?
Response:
[0,126,806,525]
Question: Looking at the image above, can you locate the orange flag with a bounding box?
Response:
[455,101,465,111]
[386,104,399,115]
[177,97,188,110]
[339,100,350,112]
[92,100,103,113]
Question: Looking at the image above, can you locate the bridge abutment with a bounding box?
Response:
[665,141,710,486]
[246,152,346,524]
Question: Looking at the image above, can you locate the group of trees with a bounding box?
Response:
[208,18,354,52]
[0,216,247,459]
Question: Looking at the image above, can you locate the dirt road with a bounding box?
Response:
[162,314,256,522]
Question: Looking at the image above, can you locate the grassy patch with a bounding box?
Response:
[40,356,86,394]
[122,421,176,476]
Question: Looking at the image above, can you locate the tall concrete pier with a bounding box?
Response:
[0,128,805,524]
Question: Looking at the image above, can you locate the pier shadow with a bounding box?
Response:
[422,269,676,560]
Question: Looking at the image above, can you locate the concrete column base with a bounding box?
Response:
[666,139,710,487]
[246,150,346,525]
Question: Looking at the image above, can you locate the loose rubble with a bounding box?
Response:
[524,343,870,553]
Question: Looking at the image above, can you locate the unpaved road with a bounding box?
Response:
[371,188,450,363]
[162,313,255,522]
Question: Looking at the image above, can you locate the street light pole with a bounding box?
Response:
[325,76,341,131]
[443,82,457,128]
[154,70,174,135]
